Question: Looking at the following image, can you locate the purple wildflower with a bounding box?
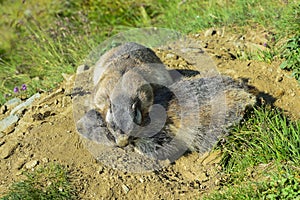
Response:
[21,84,27,91]
[14,87,19,93]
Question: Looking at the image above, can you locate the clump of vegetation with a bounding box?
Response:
[221,107,300,179]
[204,165,300,200]
[263,169,300,200]
[203,107,300,199]
[1,163,76,200]
[280,34,300,83]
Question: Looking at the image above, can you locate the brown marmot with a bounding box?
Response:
[78,42,256,162]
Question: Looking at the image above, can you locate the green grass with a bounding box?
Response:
[202,107,300,199]
[280,34,300,83]
[203,164,300,200]
[1,163,76,200]
[1,0,299,104]
[0,0,96,102]
[221,107,300,179]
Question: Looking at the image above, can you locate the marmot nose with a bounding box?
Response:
[115,129,129,147]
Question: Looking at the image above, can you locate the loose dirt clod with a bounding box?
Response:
[0,140,18,159]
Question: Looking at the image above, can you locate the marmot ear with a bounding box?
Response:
[137,84,154,103]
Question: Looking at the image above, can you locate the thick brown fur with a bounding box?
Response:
[86,42,256,161]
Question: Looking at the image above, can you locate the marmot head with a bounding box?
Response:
[105,70,154,147]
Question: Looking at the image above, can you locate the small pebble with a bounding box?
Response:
[122,184,130,194]
[2,123,16,135]
[204,29,217,37]
[0,140,18,159]
[276,75,283,82]
[77,65,89,73]
[139,177,144,183]
[165,53,177,60]
[98,166,104,174]
[15,171,23,176]
[0,105,7,114]
[0,115,19,133]
[214,179,220,186]
[24,160,39,170]
[41,157,49,163]
[4,98,22,111]
[10,93,40,116]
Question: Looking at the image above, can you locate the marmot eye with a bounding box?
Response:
[132,102,142,125]
[135,108,142,125]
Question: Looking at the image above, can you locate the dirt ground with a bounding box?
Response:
[0,26,299,199]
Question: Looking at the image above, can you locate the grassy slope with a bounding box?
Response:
[0,0,299,105]
[0,0,299,199]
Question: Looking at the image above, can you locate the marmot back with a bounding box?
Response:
[132,76,256,160]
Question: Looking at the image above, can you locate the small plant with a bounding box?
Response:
[256,47,278,63]
[280,34,300,83]
[255,32,279,63]
[219,106,300,181]
[203,106,300,199]
[203,164,300,200]
[262,170,300,199]
[13,84,27,98]
[1,163,76,200]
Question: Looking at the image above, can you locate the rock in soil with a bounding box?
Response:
[0,140,19,159]
[24,160,39,170]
